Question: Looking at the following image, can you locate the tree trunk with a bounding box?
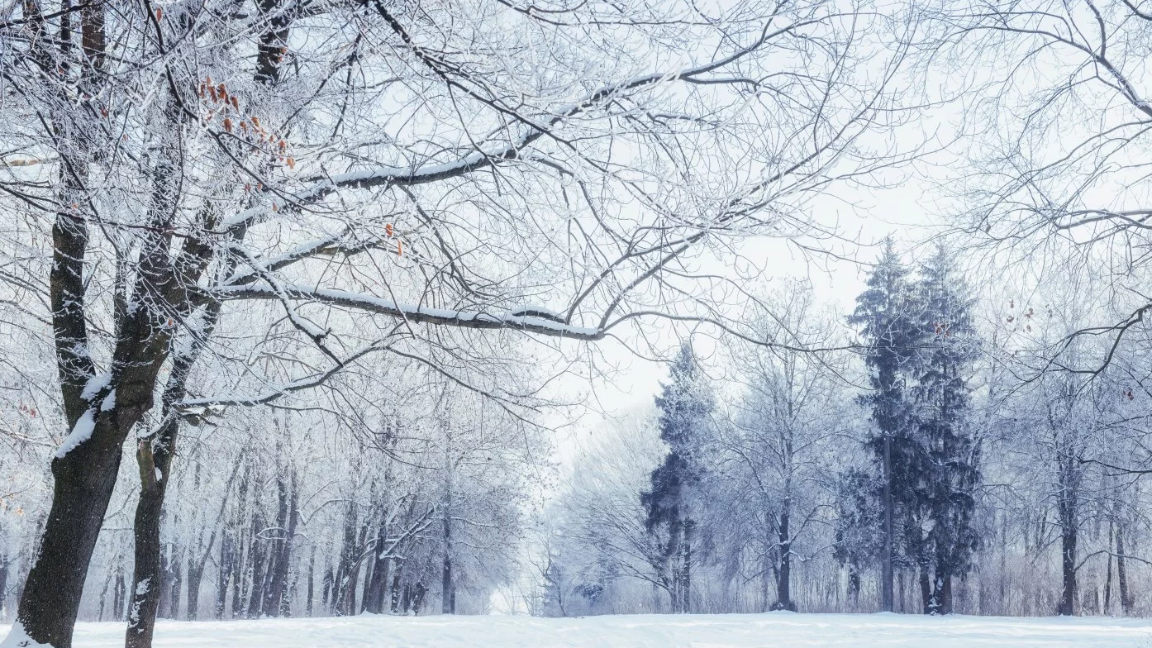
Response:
[847,564,860,609]
[15,413,130,648]
[334,502,359,616]
[246,511,267,619]
[114,567,127,622]
[215,533,234,619]
[364,516,390,614]
[0,554,8,622]
[919,568,931,614]
[1117,523,1131,615]
[125,447,168,645]
[263,470,298,617]
[186,563,204,622]
[125,412,180,648]
[1059,524,1076,616]
[774,506,796,611]
[441,508,454,615]
[390,569,403,613]
[881,433,894,612]
[939,574,953,615]
[322,566,334,613]
[169,546,183,620]
[306,548,316,617]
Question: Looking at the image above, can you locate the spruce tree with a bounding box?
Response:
[641,342,713,613]
[912,244,981,614]
[848,238,924,612]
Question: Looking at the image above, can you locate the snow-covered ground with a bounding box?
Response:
[4,612,1151,648]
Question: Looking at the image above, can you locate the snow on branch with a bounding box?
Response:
[215,284,604,340]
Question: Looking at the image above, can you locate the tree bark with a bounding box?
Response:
[847,564,860,609]
[125,425,177,648]
[114,567,126,622]
[681,519,693,613]
[919,568,931,614]
[0,554,8,622]
[167,545,183,620]
[263,469,298,617]
[881,433,894,612]
[441,504,454,615]
[17,412,132,648]
[773,504,796,611]
[364,515,391,614]
[1117,523,1131,615]
[215,532,234,619]
[1059,524,1077,615]
[334,501,359,616]
[306,548,316,616]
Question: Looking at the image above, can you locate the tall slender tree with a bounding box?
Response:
[910,245,981,614]
[641,342,713,613]
[848,238,923,612]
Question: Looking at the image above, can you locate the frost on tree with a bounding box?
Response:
[641,342,714,614]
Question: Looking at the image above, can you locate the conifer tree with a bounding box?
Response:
[848,238,924,612]
[641,342,713,613]
[911,245,981,615]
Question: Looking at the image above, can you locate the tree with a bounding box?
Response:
[833,468,884,608]
[641,342,714,613]
[547,411,670,616]
[848,238,923,611]
[719,280,846,612]
[937,0,1152,370]
[909,245,981,614]
[0,0,916,645]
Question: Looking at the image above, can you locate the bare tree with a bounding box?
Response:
[716,280,848,612]
[937,0,1152,370]
[0,0,917,644]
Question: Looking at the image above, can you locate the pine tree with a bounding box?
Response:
[848,238,924,612]
[641,342,713,613]
[911,244,981,615]
[832,468,884,609]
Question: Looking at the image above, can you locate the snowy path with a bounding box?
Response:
[4,612,1151,647]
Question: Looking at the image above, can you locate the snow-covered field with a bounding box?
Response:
[4,612,1151,648]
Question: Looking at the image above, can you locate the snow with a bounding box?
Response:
[0,622,49,648]
[215,284,602,339]
[3,613,1151,648]
[54,408,96,459]
[80,372,111,401]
